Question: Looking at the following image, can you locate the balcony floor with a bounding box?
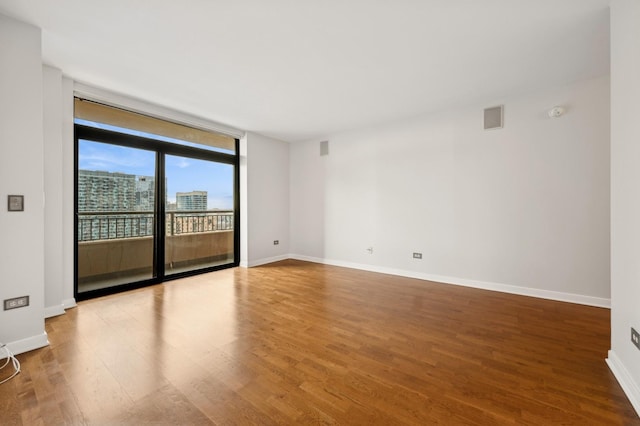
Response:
[78,257,235,294]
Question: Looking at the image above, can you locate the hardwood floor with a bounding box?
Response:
[1,260,638,425]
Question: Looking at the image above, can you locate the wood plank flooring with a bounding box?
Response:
[1,259,638,425]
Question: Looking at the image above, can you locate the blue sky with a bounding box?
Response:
[79,140,234,210]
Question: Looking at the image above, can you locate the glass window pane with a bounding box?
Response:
[165,155,235,275]
[77,140,156,293]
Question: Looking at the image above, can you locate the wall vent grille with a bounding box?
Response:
[484,105,504,130]
[320,140,329,156]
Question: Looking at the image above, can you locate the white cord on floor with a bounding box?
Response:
[0,342,21,385]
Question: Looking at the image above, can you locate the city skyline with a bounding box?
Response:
[76,170,233,241]
[77,169,231,212]
[79,140,234,210]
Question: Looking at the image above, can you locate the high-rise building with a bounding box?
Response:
[77,170,210,241]
[176,191,207,211]
[135,175,155,211]
[77,170,156,241]
[77,170,136,212]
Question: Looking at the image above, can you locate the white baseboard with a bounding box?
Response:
[289,254,324,264]
[44,304,65,319]
[44,298,77,319]
[607,350,640,417]
[5,332,49,356]
[288,254,611,308]
[245,254,290,267]
[62,297,77,309]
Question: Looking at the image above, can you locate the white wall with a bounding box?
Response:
[43,65,65,318]
[608,0,640,415]
[291,75,610,306]
[61,77,76,309]
[290,140,326,258]
[0,14,48,354]
[243,132,290,266]
[42,68,76,318]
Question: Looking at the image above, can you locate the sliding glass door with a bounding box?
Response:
[75,124,238,299]
[76,140,157,293]
[164,155,235,275]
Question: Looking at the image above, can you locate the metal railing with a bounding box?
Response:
[167,210,234,235]
[77,210,234,242]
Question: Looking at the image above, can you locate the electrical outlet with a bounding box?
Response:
[4,296,29,311]
[632,328,640,351]
[413,252,422,259]
[273,240,279,245]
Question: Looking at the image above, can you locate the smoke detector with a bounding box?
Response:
[548,106,565,118]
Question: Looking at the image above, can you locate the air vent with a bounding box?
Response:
[320,140,329,156]
[484,105,503,130]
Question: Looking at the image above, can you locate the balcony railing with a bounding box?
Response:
[77,210,234,241]
[167,210,234,236]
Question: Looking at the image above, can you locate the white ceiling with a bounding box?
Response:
[0,0,610,142]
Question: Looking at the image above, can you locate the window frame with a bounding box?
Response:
[74,123,240,301]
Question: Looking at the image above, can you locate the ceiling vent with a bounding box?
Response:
[484,105,503,130]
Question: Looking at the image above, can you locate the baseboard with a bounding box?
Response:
[245,254,290,267]
[44,298,78,319]
[44,304,65,319]
[5,332,49,356]
[62,297,77,309]
[607,350,640,417]
[289,254,325,264]
[288,254,611,308]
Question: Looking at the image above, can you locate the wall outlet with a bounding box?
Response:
[632,327,640,351]
[4,296,29,311]
[413,252,422,259]
[273,240,279,245]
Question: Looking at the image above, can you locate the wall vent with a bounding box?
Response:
[484,105,503,130]
[320,140,329,156]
